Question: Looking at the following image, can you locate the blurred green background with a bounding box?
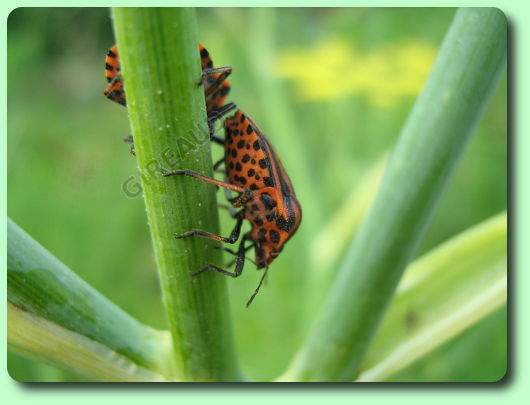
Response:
[7,7,506,382]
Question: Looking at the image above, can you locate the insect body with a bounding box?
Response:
[104,45,126,105]
[164,110,302,306]
[104,43,235,123]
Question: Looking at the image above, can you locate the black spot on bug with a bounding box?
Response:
[266,214,275,222]
[248,169,255,177]
[229,162,234,170]
[227,137,233,145]
[264,177,274,187]
[253,141,261,150]
[260,193,277,210]
[220,86,230,96]
[233,129,240,135]
[276,216,291,231]
[105,63,114,71]
[240,113,245,123]
[242,154,250,163]
[237,140,245,149]
[231,149,237,158]
[233,174,240,182]
[254,217,264,226]
[107,49,117,58]
[270,230,280,244]
[251,204,259,211]
[247,125,253,134]
[256,248,264,258]
[259,159,269,169]
[255,175,261,180]
[257,228,267,242]
[200,47,209,58]
[250,184,258,190]
[236,162,242,171]
[239,176,247,185]
[246,144,251,150]
[251,159,256,165]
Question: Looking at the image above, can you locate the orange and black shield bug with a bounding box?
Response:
[164,110,302,307]
[104,43,235,124]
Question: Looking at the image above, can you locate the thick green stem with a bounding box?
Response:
[286,8,506,381]
[112,7,242,381]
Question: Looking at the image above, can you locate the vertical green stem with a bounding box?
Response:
[286,8,506,382]
[112,7,242,381]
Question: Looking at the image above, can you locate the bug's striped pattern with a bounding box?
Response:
[104,43,233,118]
[104,45,125,106]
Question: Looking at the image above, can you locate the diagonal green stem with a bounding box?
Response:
[7,218,171,381]
[112,7,242,381]
[285,8,507,382]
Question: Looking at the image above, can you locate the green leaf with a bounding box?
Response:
[283,8,507,381]
[7,218,171,381]
[111,7,243,382]
[356,212,507,381]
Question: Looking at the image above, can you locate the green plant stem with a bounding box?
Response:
[7,218,171,381]
[285,8,507,382]
[8,303,169,382]
[112,7,242,382]
[356,212,507,381]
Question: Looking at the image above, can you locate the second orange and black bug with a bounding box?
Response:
[104,43,235,127]
[164,110,302,307]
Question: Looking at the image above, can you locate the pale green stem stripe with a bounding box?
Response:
[8,303,170,382]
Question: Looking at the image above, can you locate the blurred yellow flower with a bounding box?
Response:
[276,39,437,107]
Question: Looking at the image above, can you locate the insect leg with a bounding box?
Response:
[191,234,250,277]
[209,164,239,218]
[163,169,249,194]
[199,66,232,90]
[207,102,236,141]
[215,243,256,266]
[123,135,136,156]
[191,264,240,277]
[175,211,244,243]
[213,157,225,171]
[210,135,225,146]
[208,102,236,125]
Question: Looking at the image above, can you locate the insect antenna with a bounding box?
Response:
[246,263,270,308]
